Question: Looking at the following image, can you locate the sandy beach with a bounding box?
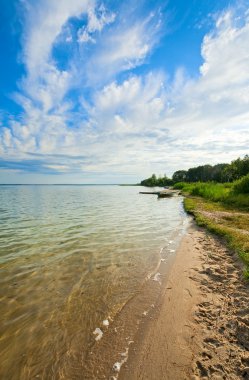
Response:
[119,222,249,380]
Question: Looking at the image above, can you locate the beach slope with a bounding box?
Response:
[120,224,249,380]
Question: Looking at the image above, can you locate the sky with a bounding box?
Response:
[0,0,249,184]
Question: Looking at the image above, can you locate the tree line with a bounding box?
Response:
[140,155,249,187]
[140,174,173,187]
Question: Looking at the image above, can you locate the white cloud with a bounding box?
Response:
[77,3,115,43]
[1,5,249,182]
[85,8,249,175]
[88,4,116,32]
[45,164,69,171]
[77,29,96,43]
[23,0,92,73]
[85,10,162,84]
[8,0,96,151]
[91,72,165,136]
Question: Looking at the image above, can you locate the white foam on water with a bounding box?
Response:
[113,362,121,372]
[121,349,128,358]
[112,344,132,377]
[153,272,161,284]
[159,247,164,254]
[160,258,166,262]
[103,319,109,327]
[93,327,103,341]
[170,249,175,253]
[169,240,173,244]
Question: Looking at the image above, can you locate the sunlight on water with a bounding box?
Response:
[0,185,188,379]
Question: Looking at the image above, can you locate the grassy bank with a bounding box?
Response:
[174,178,249,210]
[174,178,249,279]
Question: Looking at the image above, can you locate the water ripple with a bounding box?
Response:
[0,185,188,379]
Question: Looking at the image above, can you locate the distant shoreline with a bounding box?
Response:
[0,183,126,186]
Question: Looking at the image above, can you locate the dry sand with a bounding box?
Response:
[119,223,249,380]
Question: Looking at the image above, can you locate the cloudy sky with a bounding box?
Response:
[0,0,248,184]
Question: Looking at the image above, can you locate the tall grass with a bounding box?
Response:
[233,173,249,194]
[173,178,249,210]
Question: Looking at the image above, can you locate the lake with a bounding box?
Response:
[0,185,189,379]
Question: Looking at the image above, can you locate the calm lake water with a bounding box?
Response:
[0,185,189,379]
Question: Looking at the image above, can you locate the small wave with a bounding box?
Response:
[146,246,163,281]
[112,346,130,378]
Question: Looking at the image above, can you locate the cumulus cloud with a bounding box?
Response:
[85,10,162,85]
[86,8,249,174]
[0,3,249,182]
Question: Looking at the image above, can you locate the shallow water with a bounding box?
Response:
[0,185,188,379]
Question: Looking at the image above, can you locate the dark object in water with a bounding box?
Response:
[139,190,178,198]
[158,192,174,198]
[139,191,160,195]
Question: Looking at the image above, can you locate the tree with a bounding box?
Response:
[140,174,157,187]
[212,164,229,182]
[220,156,249,182]
[172,170,187,183]
[140,174,172,187]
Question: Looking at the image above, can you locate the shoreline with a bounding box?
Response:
[82,221,188,379]
[119,222,249,380]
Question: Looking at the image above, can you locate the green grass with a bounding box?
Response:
[174,178,249,278]
[184,197,249,280]
[174,180,249,210]
[233,173,249,194]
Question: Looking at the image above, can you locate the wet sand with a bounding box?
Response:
[119,223,249,380]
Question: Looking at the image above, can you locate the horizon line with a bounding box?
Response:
[0,183,139,186]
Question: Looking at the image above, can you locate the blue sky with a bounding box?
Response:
[0,0,248,184]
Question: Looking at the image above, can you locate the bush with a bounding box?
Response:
[189,182,229,201]
[233,174,249,194]
[174,180,249,210]
[226,194,249,209]
[173,182,187,189]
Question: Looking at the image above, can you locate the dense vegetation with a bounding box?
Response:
[140,155,249,186]
[139,155,249,279]
[174,175,249,278]
[140,174,173,187]
[172,155,249,183]
[173,176,249,210]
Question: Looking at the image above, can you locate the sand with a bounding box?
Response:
[119,223,249,380]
